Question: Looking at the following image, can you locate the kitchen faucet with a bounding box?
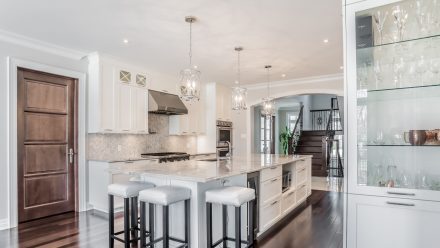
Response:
[225,141,232,159]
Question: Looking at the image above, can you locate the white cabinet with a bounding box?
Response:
[133,88,149,133]
[117,83,133,132]
[258,158,312,234]
[87,53,149,133]
[215,83,232,121]
[347,194,440,248]
[169,100,206,135]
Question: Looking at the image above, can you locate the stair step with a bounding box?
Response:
[301,130,327,136]
[296,146,322,153]
[312,170,328,177]
[300,136,324,142]
[298,141,323,147]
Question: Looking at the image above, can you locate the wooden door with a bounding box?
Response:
[17,68,77,223]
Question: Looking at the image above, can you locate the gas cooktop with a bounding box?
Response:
[141,152,190,163]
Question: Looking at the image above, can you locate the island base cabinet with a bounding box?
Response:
[260,197,281,232]
[347,194,440,248]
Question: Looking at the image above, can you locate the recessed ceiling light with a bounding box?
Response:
[323,39,329,43]
[193,65,198,69]
[123,39,129,44]
[281,74,286,78]
[340,66,344,70]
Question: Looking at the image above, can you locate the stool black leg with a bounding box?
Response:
[184,199,191,247]
[163,206,170,248]
[109,195,114,248]
[149,203,155,248]
[206,202,213,248]
[124,198,130,248]
[140,201,146,248]
[222,205,228,247]
[235,206,241,248]
[131,197,138,240]
[248,200,255,247]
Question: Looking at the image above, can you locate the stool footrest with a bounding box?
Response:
[144,236,188,247]
[211,237,250,247]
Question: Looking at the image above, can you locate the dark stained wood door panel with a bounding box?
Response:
[17,68,77,223]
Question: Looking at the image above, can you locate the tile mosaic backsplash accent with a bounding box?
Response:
[87,114,197,161]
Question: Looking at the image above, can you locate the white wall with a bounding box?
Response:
[0,38,88,224]
[232,74,344,156]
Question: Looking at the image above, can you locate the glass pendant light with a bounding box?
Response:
[261,65,275,117]
[232,47,248,110]
[179,16,201,102]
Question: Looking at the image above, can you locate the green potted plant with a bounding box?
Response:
[280,126,292,155]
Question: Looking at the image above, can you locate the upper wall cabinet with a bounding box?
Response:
[169,99,206,135]
[87,53,149,133]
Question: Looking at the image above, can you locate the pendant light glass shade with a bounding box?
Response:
[179,68,201,101]
[231,47,247,110]
[232,86,247,110]
[261,65,275,117]
[179,16,201,102]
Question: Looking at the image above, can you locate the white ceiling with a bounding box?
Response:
[0,0,343,85]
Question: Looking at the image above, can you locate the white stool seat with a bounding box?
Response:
[108,181,155,198]
[139,186,191,206]
[205,186,255,207]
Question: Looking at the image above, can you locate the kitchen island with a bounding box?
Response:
[88,154,312,248]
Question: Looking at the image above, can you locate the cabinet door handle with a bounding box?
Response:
[288,191,295,196]
[271,178,278,182]
[387,191,415,196]
[298,168,306,172]
[271,200,278,206]
[386,201,415,207]
[270,167,278,170]
[103,129,113,132]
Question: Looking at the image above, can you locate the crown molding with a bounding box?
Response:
[0,29,88,60]
[245,73,343,90]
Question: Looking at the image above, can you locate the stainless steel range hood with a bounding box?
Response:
[148,90,188,115]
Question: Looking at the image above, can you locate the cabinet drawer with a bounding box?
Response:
[261,166,282,182]
[296,159,306,172]
[347,194,440,248]
[281,190,296,214]
[296,166,307,186]
[260,197,281,231]
[260,176,282,206]
[296,183,307,203]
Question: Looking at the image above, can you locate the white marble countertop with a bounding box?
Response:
[108,154,312,183]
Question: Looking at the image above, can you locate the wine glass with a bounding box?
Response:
[373,59,383,89]
[430,58,440,85]
[415,0,430,35]
[392,6,409,41]
[374,10,388,45]
[416,55,428,85]
[393,57,405,88]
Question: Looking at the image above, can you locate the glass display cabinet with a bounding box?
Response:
[345,0,440,247]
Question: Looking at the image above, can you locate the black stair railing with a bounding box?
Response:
[289,105,304,154]
[324,97,344,177]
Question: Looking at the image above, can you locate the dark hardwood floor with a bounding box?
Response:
[0,190,343,248]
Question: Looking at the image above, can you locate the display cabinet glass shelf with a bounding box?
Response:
[348,0,440,198]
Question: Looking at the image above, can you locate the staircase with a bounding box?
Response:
[295,130,327,177]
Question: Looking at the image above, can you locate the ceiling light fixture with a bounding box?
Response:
[323,39,329,43]
[340,66,344,70]
[281,74,286,78]
[231,47,247,111]
[261,65,275,117]
[123,39,129,44]
[179,16,201,102]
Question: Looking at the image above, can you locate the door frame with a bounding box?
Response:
[7,57,87,228]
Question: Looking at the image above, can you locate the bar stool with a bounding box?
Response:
[108,181,155,248]
[206,186,256,248]
[139,186,191,248]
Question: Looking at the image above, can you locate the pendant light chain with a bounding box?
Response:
[237,49,241,84]
[189,20,192,67]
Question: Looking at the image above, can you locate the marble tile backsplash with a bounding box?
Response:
[87,114,197,161]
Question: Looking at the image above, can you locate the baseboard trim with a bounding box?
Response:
[0,218,10,230]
